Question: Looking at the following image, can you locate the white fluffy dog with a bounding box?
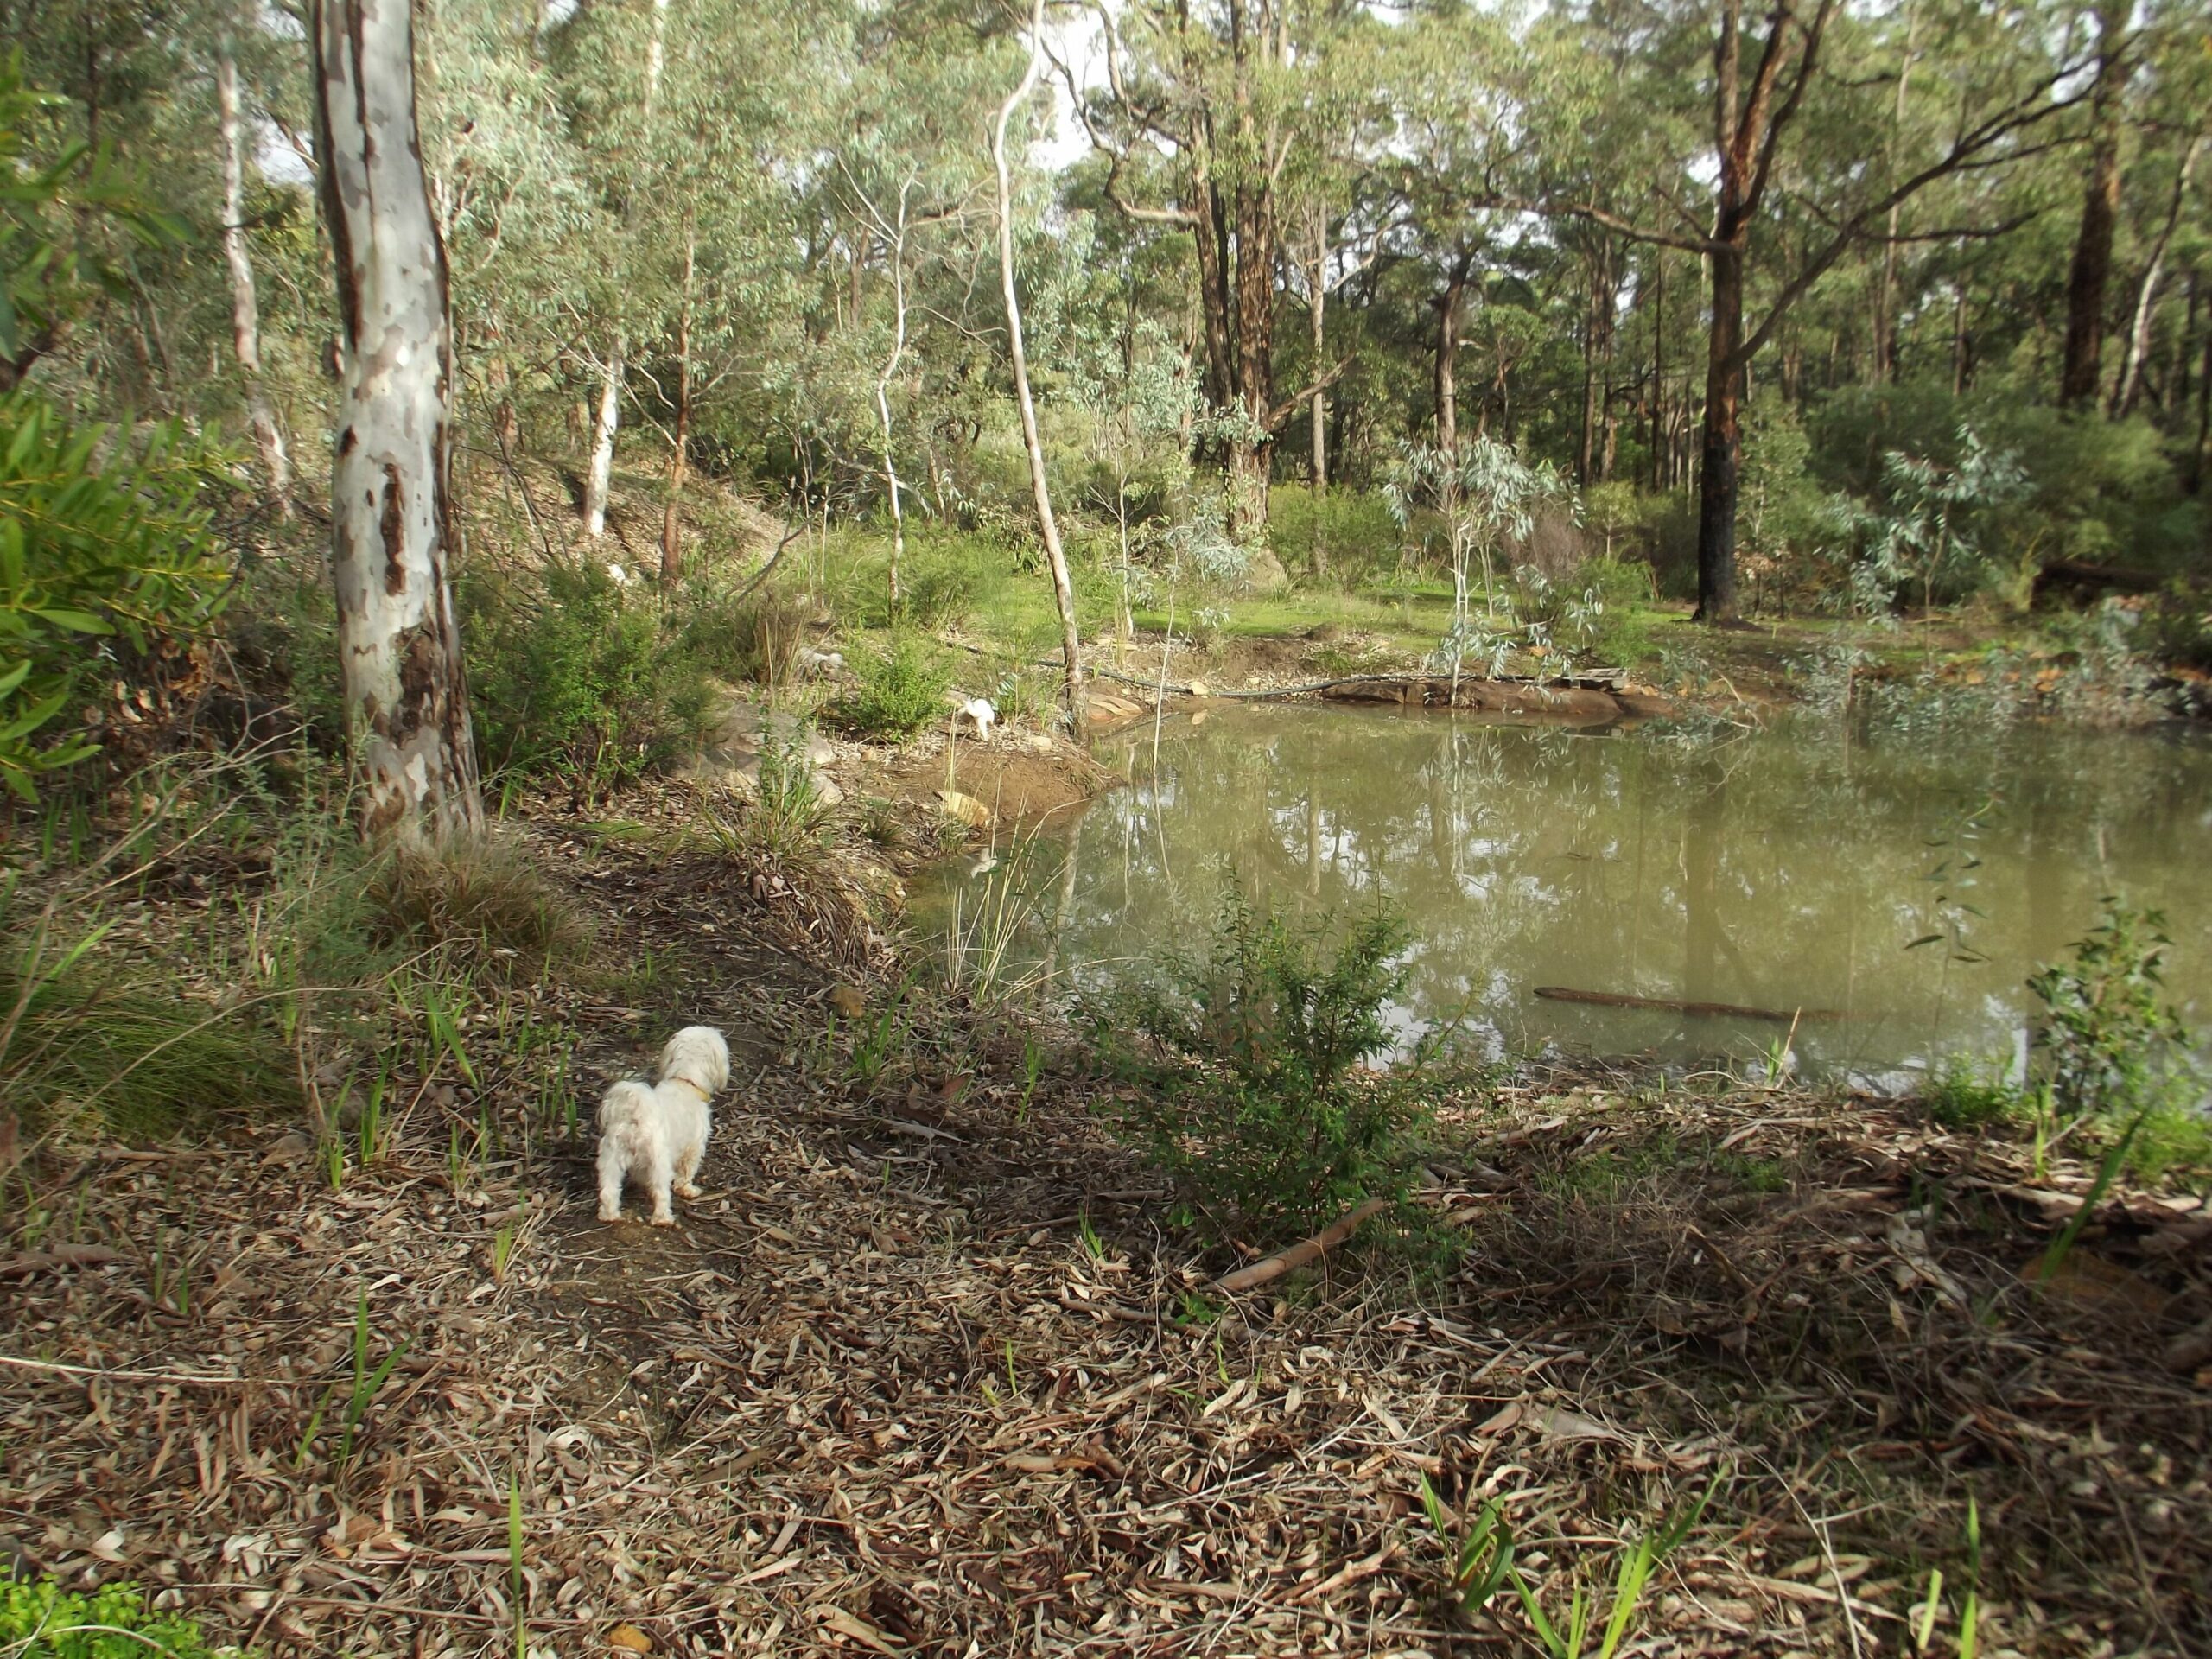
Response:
[595,1026,730,1225]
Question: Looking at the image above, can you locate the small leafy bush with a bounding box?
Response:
[0,394,233,799]
[2027,900,2192,1125]
[1917,1056,2020,1129]
[465,560,713,789]
[834,632,950,740]
[1094,893,1427,1244]
[0,1577,228,1657]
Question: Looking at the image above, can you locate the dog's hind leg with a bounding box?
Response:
[645,1147,677,1227]
[596,1139,627,1224]
[673,1133,705,1200]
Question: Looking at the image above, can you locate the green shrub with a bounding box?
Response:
[2027,900,2193,1126]
[1267,486,1401,588]
[0,1579,228,1657]
[0,394,233,799]
[675,581,810,687]
[900,558,979,632]
[465,560,713,788]
[834,632,950,739]
[1917,1056,2020,1129]
[1093,893,1428,1244]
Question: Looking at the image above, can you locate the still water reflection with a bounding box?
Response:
[913,706,2212,1085]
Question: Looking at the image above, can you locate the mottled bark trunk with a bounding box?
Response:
[217,43,289,511]
[995,0,1085,735]
[2060,2,2127,410]
[1695,243,1745,624]
[1649,251,1667,491]
[1868,5,1917,385]
[312,0,483,844]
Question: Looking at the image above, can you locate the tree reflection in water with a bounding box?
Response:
[918,707,2212,1084]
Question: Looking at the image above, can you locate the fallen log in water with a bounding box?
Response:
[1534,985,1849,1022]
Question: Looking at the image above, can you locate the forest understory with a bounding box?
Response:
[4,779,2207,1659]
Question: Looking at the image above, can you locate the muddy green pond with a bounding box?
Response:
[913,704,2211,1086]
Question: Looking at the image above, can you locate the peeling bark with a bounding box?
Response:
[313,0,483,845]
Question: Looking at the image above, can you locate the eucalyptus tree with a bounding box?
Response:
[1522,0,2083,622]
[1075,0,1348,531]
[995,0,1087,733]
[311,0,483,842]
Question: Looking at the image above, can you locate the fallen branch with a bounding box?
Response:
[1216,1197,1392,1294]
[1535,986,1848,1023]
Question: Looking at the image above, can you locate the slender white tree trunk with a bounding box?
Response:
[583,0,671,542]
[2113,132,2204,418]
[217,41,289,511]
[994,0,1086,735]
[313,0,483,844]
[875,181,913,619]
[584,336,623,540]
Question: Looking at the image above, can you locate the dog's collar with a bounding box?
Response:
[668,1077,713,1100]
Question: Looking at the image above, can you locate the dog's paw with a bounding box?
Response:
[597,1208,624,1224]
[648,1212,677,1228]
[673,1182,702,1199]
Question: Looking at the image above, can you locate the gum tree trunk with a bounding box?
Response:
[1695,240,1745,623]
[217,41,289,511]
[994,0,1086,735]
[312,0,483,844]
[2059,0,2127,410]
[660,217,696,580]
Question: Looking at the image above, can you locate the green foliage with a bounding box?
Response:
[0,1578,227,1658]
[1508,1483,1714,1659]
[0,868,296,1142]
[1267,486,1401,588]
[834,632,951,739]
[1095,893,1426,1243]
[899,556,980,632]
[465,560,713,788]
[1918,1057,2021,1129]
[2026,900,2191,1125]
[0,53,181,381]
[675,580,810,688]
[0,394,233,798]
[1418,1478,1515,1619]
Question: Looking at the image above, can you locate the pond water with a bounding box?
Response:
[911,704,2212,1087]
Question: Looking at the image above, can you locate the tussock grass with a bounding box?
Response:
[369,836,589,977]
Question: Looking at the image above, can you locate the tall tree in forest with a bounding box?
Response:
[2058,0,2130,410]
[312,0,483,843]
[215,30,289,509]
[1528,0,2079,620]
[1078,0,1344,532]
[995,0,1086,734]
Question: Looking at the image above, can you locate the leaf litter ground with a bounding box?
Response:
[3,798,2207,1657]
